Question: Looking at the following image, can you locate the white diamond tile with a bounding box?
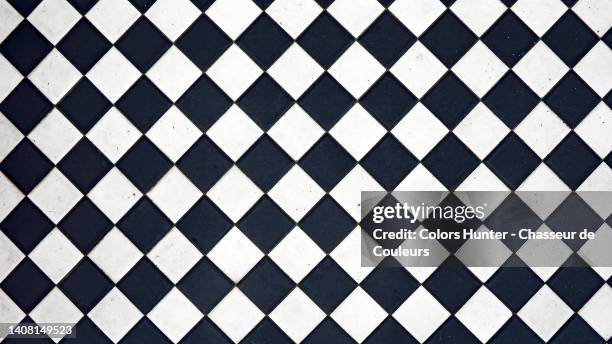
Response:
[206,0,261,40]
[206,44,262,100]
[27,0,79,45]
[88,228,143,283]
[30,228,83,284]
[88,288,143,343]
[269,165,325,221]
[146,106,202,162]
[269,226,325,283]
[207,227,264,282]
[145,0,200,41]
[207,166,263,222]
[270,288,326,342]
[88,167,142,223]
[518,285,573,341]
[146,46,200,101]
[268,104,324,160]
[209,288,265,342]
[86,0,140,43]
[266,0,321,38]
[330,104,386,160]
[206,105,263,161]
[148,288,203,343]
[329,42,385,98]
[28,109,82,164]
[28,49,81,104]
[29,168,82,224]
[147,166,202,223]
[268,43,323,99]
[147,228,202,284]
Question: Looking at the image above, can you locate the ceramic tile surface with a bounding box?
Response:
[0,0,611,342]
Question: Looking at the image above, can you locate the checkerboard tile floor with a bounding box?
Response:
[0,0,611,342]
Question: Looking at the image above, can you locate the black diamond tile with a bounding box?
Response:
[359,12,415,68]
[490,316,543,344]
[482,11,538,67]
[118,257,173,313]
[177,196,233,253]
[299,195,356,253]
[426,317,480,344]
[121,318,172,344]
[1,198,53,253]
[0,21,52,75]
[176,15,231,70]
[59,257,113,313]
[116,17,171,73]
[299,73,355,130]
[58,138,112,193]
[0,139,52,194]
[238,196,294,252]
[360,72,417,129]
[177,136,231,192]
[483,71,540,128]
[484,133,541,189]
[548,267,604,311]
[604,29,612,49]
[7,0,42,16]
[299,256,357,313]
[543,11,598,67]
[67,0,97,14]
[237,74,293,130]
[128,0,156,12]
[422,72,478,129]
[181,318,233,344]
[545,133,601,189]
[303,318,355,344]
[1,79,52,134]
[559,0,578,6]
[486,267,544,312]
[237,13,292,69]
[66,318,113,344]
[421,11,477,67]
[58,18,112,73]
[239,257,294,313]
[117,136,172,192]
[117,197,172,253]
[545,193,603,250]
[314,0,334,8]
[58,198,113,253]
[58,78,112,133]
[242,318,293,344]
[299,135,356,191]
[237,135,293,191]
[421,194,481,253]
[544,72,599,128]
[361,258,419,313]
[549,315,606,344]
[361,134,418,190]
[116,77,172,132]
[360,194,419,250]
[177,75,232,131]
[177,257,233,313]
[364,317,418,344]
[1,258,53,312]
[298,13,353,68]
[422,133,480,190]
[484,194,542,251]
[424,257,481,312]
